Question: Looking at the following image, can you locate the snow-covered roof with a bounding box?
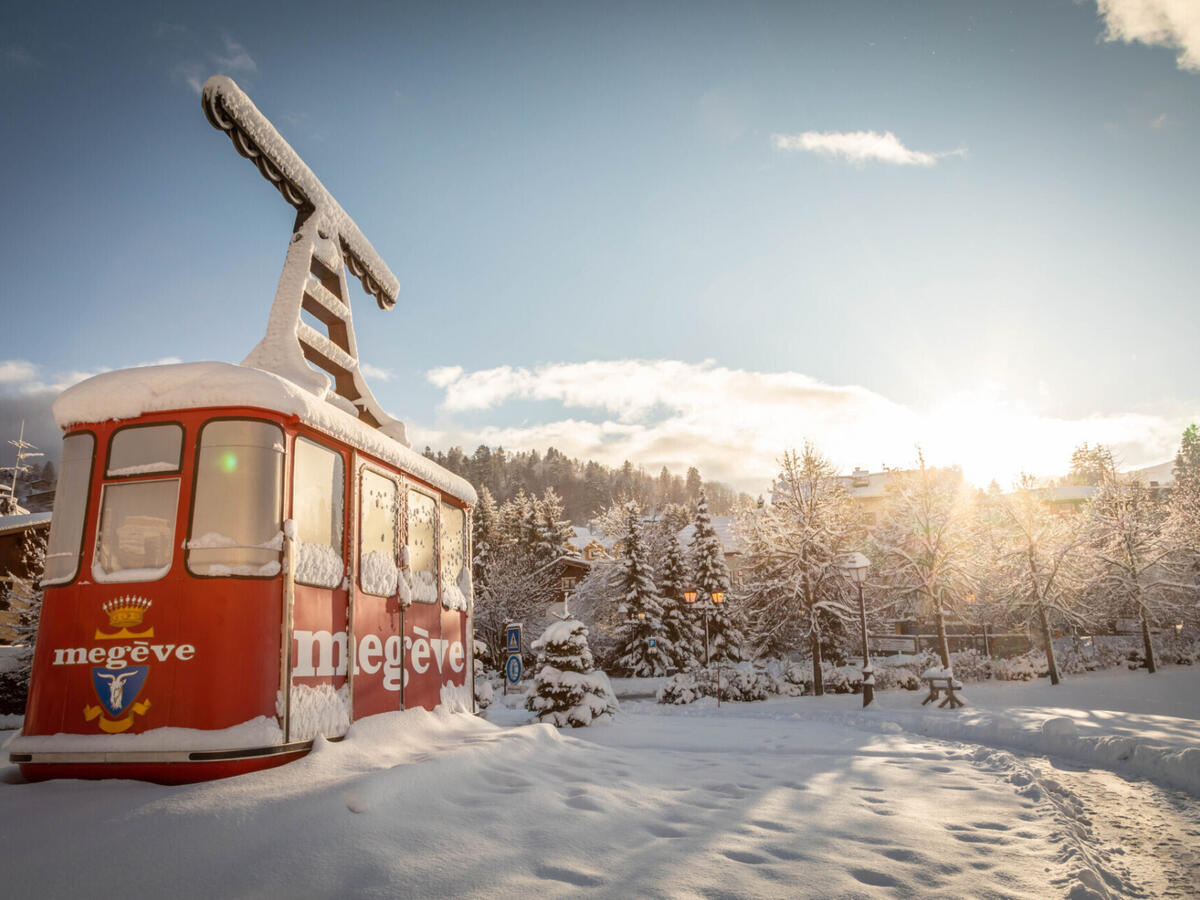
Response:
[570,526,616,553]
[676,516,742,555]
[0,512,52,538]
[52,362,476,507]
[1128,459,1175,486]
[836,470,894,500]
[1031,485,1097,503]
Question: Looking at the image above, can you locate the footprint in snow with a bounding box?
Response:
[534,865,606,888]
[850,868,902,888]
[722,850,769,865]
[565,796,603,812]
[645,822,687,838]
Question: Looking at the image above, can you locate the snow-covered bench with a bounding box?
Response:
[920,670,965,709]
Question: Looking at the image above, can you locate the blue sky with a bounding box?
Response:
[2,0,1197,493]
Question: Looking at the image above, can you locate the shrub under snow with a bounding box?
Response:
[526,619,618,727]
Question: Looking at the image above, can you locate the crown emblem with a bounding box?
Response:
[104,597,152,628]
[95,597,155,640]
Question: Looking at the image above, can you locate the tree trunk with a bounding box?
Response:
[1037,603,1060,686]
[1140,607,1157,674]
[934,604,951,670]
[810,628,824,696]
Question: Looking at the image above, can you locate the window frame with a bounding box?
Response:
[357,465,400,598]
[41,430,97,588]
[104,421,185,480]
[185,416,286,581]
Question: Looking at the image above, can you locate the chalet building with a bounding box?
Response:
[0,511,51,643]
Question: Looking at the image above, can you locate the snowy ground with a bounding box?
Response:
[3,669,1199,899]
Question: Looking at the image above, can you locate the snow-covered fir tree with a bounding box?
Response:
[525,618,617,727]
[736,445,862,695]
[471,486,499,604]
[611,502,673,676]
[689,489,743,664]
[1168,425,1200,605]
[657,528,702,671]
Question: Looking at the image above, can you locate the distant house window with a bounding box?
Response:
[561,576,577,591]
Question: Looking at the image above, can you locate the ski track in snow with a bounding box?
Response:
[3,671,1200,899]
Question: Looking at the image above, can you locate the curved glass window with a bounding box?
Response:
[92,479,179,582]
[407,489,438,604]
[359,470,398,597]
[188,420,284,578]
[107,423,182,477]
[292,437,345,588]
[43,432,95,586]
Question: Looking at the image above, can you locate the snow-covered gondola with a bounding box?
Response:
[9,76,475,783]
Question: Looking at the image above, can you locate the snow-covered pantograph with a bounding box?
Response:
[12,76,477,783]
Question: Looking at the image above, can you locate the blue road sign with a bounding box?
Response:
[506,624,522,654]
[505,654,523,684]
[648,637,657,648]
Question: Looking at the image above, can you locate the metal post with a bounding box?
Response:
[858,581,873,708]
[704,607,711,668]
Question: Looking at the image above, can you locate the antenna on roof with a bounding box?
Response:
[201,75,409,446]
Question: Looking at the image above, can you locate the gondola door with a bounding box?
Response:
[352,465,405,718]
[287,436,351,741]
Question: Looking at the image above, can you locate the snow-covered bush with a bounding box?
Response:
[872,665,922,692]
[657,671,705,705]
[723,663,772,702]
[526,619,618,727]
[1159,630,1199,666]
[473,658,494,711]
[947,649,992,682]
[657,662,773,704]
[993,651,1046,681]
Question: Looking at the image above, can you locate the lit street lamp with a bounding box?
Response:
[839,552,873,708]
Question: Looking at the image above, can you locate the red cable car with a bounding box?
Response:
[8,76,476,783]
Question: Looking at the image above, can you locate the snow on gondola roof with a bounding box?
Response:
[52,361,477,507]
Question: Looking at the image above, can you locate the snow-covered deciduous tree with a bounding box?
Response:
[0,527,45,714]
[657,529,702,672]
[736,445,862,695]
[1085,462,1187,674]
[526,618,618,727]
[689,489,744,665]
[872,452,977,670]
[472,541,560,671]
[611,502,673,676]
[984,479,1086,685]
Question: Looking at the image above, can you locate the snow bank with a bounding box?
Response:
[52,362,476,506]
[4,716,282,753]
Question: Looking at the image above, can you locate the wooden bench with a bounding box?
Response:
[921,674,965,709]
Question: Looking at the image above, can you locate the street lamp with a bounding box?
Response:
[839,551,873,708]
[711,592,726,708]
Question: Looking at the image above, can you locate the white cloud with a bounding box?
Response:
[0,360,37,384]
[424,360,1193,493]
[1095,0,1200,72]
[359,362,394,382]
[773,131,965,167]
[214,37,257,73]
